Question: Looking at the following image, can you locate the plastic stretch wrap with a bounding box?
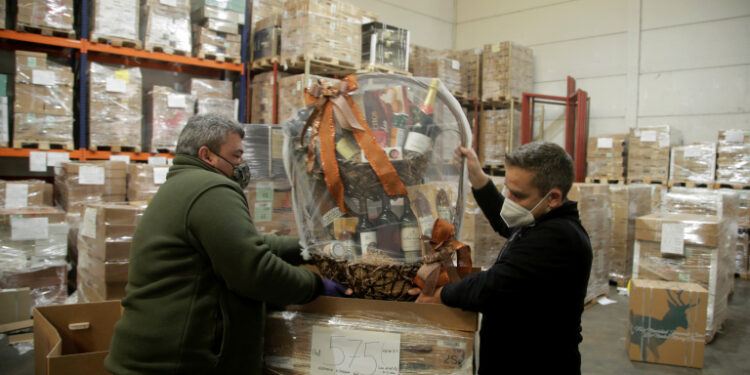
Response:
[190,78,232,100]
[461,177,506,269]
[478,108,520,166]
[278,74,337,124]
[126,164,170,202]
[608,185,653,286]
[0,180,46,208]
[194,0,246,14]
[54,161,128,212]
[281,0,363,67]
[193,26,241,59]
[17,0,74,32]
[283,74,471,300]
[251,71,289,124]
[241,124,286,180]
[716,129,750,185]
[361,22,410,72]
[586,134,627,179]
[409,46,461,94]
[244,179,298,236]
[627,126,682,182]
[89,63,142,148]
[76,203,145,302]
[91,0,139,42]
[252,17,281,61]
[661,187,739,221]
[150,86,196,153]
[669,143,717,185]
[143,2,192,53]
[455,48,481,98]
[730,189,750,229]
[737,231,749,275]
[197,97,236,120]
[634,213,733,341]
[264,310,474,374]
[481,42,533,102]
[569,184,611,303]
[192,5,245,24]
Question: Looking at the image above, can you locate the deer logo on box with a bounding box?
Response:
[629,288,700,362]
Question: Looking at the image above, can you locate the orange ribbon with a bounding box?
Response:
[302,75,407,213]
[414,218,472,296]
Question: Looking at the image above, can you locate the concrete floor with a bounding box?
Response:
[2,279,749,374]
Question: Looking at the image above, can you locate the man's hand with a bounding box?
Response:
[454,146,489,189]
[408,286,444,304]
[321,278,353,297]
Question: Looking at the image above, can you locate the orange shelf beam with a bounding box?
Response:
[84,41,243,72]
[0,148,174,162]
[0,29,82,49]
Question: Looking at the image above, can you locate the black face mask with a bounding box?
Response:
[209,149,251,189]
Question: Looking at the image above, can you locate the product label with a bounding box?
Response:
[360,231,378,255]
[254,202,272,222]
[256,181,274,201]
[321,207,344,227]
[105,77,127,93]
[336,137,359,160]
[678,273,691,283]
[81,207,98,239]
[27,57,37,68]
[403,132,432,155]
[153,167,169,184]
[492,44,500,53]
[11,217,48,241]
[658,133,670,148]
[329,240,355,259]
[725,130,745,144]
[437,340,467,350]
[148,156,168,165]
[451,59,460,70]
[32,69,56,86]
[683,147,701,158]
[310,326,400,375]
[29,151,47,172]
[640,130,657,143]
[419,215,435,236]
[79,166,105,185]
[271,129,284,159]
[5,184,29,209]
[597,137,613,149]
[109,154,131,164]
[400,226,421,252]
[167,93,187,108]
[46,152,70,167]
[114,69,130,83]
[660,223,685,256]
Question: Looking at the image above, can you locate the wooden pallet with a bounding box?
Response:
[483,164,505,176]
[152,147,176,154]
[251,56,280,71]
[91,35,142,49]
[584,292,609,310]
[482,95,522,106]
[13,140,74,150]
[450,90,469,99]
[283,54,359,76]
[610,278,630,288]
[358,63,411,76]
[627,178,667,186]
[90,144,141,153]
[195,51,240,64]
[16,23,75,39]
[585,177,625,185]
[715,182,750,190]
[668,180,713,189]
[144,44,189,56]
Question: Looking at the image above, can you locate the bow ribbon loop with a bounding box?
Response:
[414,218,473,297]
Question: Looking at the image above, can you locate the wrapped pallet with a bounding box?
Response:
[0,180,46,208]
[77,203,145,302]
[462,177,506,269]
[277,74,337,123]
[143,0,192,54]
[13,51,74,149]
[0,206,68,308]
[264,297,476,374]
[150,86,196,153]
[716,129,750,187]
[608,185,653,286]
[126,164,170,202]
[241,124,286,180]
[627,125,682,184]
[669,143,716,187]
[190,77,232,100]
[54,161,128,212]
[281,0,363,68]
[250,71,289,124]
[481,42,533,102]
[252,15,282,63]
[409,45,461,95]
[586,134,627,181]
[361,22,410,73]
[193,25,241,61]
[17,0,75,36]
[478,107,521,167]
[244,179,297,236]
[89,63,142,151]
[455,48,481,99]
[197,97,236,120]
[90,0,140,47]
[633,213,733,342]
[568,184,611,303]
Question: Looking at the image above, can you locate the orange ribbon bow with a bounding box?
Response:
[302,75,407,213]
[414,218,473,297]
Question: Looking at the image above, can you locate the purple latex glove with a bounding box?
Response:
[321,278,349,297]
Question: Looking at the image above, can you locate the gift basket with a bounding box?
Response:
[283,74,473,300]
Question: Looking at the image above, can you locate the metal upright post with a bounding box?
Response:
[239,3,250,123]
[79,0,89,157]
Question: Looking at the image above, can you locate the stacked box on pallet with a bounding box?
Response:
[76,203,145,302]
[193,26,241,61]
[627,125,681,184]
[461,177,506,269]
[250,71,289,124]
[142,0,192,54]
[669,143,716,186]
[90,0,140,46]
[126,163,170,202]
[586,134,627,180]
[89,63,142,151]
[409,45,462,95]
[361,22,410,73]
[252,15,282,64]
[241,124,286,180]
[281,0,363,69]
[17,0,75,36]
[0,180,46,208]
[277,74,337,123]
[608,185,653,286]
[478,107,521,167]
[716,129,750,187]
[244,179,297,236]
[191,0,244,61]
[455,48,481,99]
[634,212,733,341]
[191,77,235,120]
[13,51,74,148]
[0,206,68,309]
[481,42,533,102]
[150,86,196,153]
[569,184,611,304]
[54,161,128,212]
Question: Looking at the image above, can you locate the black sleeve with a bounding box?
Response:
[472,181,511,238]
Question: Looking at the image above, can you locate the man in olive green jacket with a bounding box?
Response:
[106,115,347,374]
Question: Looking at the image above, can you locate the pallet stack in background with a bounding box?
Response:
[149,86,196,154]
[478,107,521,168]
[716,130,750,189]
[191,77,236,120]
[250,71,289,124]
[89,63,143,152]
[191,0,245,62]
[669,142,716,187]
[586,134,627,183]
[90,0,141,48]
[361,22,410,74]
[627,125,682,185]
[481,42,533,103]
[142,0,192,55]
[409,45,462,95]
[17,0,75,37]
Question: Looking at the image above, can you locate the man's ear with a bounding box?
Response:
[548,188,564,209]
[198,146,215,167]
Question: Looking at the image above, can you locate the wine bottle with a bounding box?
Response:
[436,188,453,223]
[357,197,377,255]
[375,195,402,258]
[404,78,440,155]
[400,196,421,263]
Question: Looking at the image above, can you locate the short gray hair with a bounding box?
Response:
[505,141,574,198]
[175,114,244,156]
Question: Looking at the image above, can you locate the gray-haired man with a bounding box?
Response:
[413,141,593,374]
[106,114,349,374]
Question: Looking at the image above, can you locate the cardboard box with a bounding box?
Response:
[190,77,233,100]
[144,4,192,53]
[54,161,128,211]
[91,0,140,42]
[478,108,521,166]
[586,134,627,179]
[627,279,707,368]
[628,126,682,182]
[244,179,298,236]
[34,301,122,375]
[192,5,245,24]
[127,164,168,202]
[150,86,195,153]
[361,22,410,72]
[569,184,611,303]
[608,185,654,286]
[669,143,716,185]
[0,265,68,308]
[481,42,533,101]
[0,180,46,208]
[17,0,75,31]
[409,45,462,94]
[196,98,236,120]
[15,50,47,68]
[88,63,142,148]
[0,288,31,325]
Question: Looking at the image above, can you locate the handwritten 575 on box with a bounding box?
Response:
[264,296,477,374]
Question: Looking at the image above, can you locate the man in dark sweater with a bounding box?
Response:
[414,141,593,374]
[106,115,348,374]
